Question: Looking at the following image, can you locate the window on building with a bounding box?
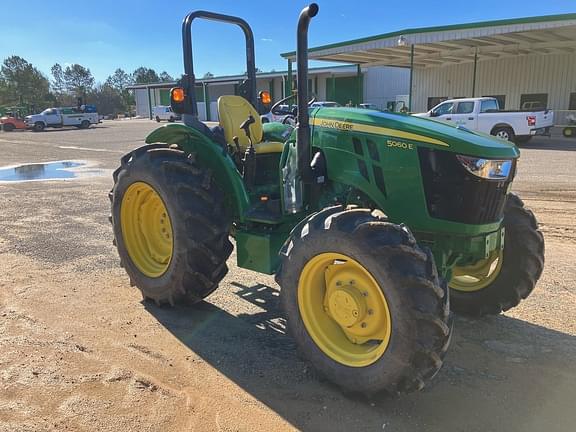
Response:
[480,99,500,113]
[520,93,548,111]
[569,93,576,110]
[456,101,475,114]
[484,95,506,109]
[427,97,448,110]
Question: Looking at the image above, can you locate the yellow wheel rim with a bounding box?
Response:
[450,250,503,292]
[298,253,392,367]
[120,182,173,278]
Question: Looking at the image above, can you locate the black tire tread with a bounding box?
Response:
[110,145,232,305]
[278,205,452,395]
[450,193,545,316]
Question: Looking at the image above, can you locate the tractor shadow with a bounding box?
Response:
[145,281,576,432]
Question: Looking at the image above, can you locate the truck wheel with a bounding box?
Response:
[80,120,91,129]
[491,126,515,142]
[449,194,544,316]
[33,122,45,132]
[2,123,14,132]
[277,206,452,395]
[110,144,233,305]
[155,116,161,123]
[168,117,175,123]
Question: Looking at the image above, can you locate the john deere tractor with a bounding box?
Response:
[110,4,544,395]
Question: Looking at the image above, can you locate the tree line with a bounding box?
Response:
[0,56,175,116]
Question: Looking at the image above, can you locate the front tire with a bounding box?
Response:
[277,206,451,395]
[33,122,45,132]
[491,126,515,142]
[110,144,233,305]
[450,194,544,316]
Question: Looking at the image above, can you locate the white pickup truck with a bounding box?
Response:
[25,107,99,132]
[414,97,554,144]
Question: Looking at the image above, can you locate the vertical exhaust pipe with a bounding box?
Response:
[296,3,319,184]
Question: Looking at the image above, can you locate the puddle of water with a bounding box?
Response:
[0,160,104,182]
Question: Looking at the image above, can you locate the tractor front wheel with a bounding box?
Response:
[449,194,544,316]
[278,206,452,395]
[110,144,233,305]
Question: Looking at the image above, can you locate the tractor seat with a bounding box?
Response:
[217,95,284,154]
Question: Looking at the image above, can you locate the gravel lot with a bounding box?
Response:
[0,120,575,432]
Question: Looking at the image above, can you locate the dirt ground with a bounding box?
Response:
[0,120,575,432]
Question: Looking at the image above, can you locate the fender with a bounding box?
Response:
[145,124,250,221]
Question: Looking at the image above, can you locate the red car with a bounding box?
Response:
[0,112,27,131]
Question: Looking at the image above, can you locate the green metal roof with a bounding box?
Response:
[281,12,576,58]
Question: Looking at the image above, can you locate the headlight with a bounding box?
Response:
[456,155,512,180]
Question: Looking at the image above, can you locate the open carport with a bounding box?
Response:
[281,13,576,113]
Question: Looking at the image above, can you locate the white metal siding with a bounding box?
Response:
[412,52,576,112]
[134,89,150,118]
[363,66,410,109]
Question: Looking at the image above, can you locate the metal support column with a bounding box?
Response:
[147,86,152,120]
[408,44,414,112]
[472,48,478,97]
[203,83,210,121]
[356,64,362,106]
[286,59,293,97]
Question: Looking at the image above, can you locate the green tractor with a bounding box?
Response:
[110,4,544,395]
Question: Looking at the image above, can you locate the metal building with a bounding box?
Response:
[281,13,576,114]
[129,64,409,120]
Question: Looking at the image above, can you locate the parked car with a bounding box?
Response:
[0,111,27,131]
[25,107,100,132]
[414,97,554,144]
[153,105,181,122]
[309,101,341,108]
[261,104,296,124]
[358,103,379,110]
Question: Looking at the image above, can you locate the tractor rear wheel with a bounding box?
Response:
[110,144,233,305]
[449,194,544,316]
[2,123,15,132]
[277,206,452,395]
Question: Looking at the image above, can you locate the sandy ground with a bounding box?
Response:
[0,120,575,432]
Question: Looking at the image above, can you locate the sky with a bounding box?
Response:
[0,0,574,83]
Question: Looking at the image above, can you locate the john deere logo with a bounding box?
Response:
[318,119,354,131]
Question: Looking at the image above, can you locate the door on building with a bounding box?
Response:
[326,75,363,106]
[159,89,171,106]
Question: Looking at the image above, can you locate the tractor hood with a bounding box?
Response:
[310,108,519,160]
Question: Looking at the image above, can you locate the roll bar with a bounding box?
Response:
[180,11,257,116]
[296,3,319,183]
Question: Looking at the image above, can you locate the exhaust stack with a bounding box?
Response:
[296,3,319,183]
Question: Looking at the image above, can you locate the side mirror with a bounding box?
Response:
[430,111,438,117]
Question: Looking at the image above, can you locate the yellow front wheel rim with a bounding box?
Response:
[450,250,503,292]
[120,182,173,278]
[298,253,392,367]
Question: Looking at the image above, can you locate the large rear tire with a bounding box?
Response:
[450,194,544,316]
[110,144,233,305]
[277,206,452,395]
[2,123,15,132]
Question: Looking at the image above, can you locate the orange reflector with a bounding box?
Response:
[171,87,186,103]
[259,91,271,105]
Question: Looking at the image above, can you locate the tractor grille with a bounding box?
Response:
[418,148,516,224]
